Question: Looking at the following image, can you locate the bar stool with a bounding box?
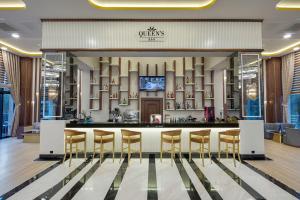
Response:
[63,129,87,167]
[189,129,211,166]
[218,129,241,167]
[120,129,142,164]
[93,130,115,163]
[160,129,182,166]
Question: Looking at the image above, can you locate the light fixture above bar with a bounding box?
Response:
[0,40,42,57]
[276,0,300,10]
[0,0,26,10]
[262,40,300,56]
[87,0,217,10]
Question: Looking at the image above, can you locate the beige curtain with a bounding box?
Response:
[2,50,20,137]
[282,53,295,122]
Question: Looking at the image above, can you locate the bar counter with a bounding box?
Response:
[66,122,239,128]
[40,120,264,159]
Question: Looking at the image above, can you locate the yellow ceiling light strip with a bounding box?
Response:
[0,0,26,10]
[261,40,300,56]
[276,0,300,10]
[0,40,42,56]
[87,0,217,10]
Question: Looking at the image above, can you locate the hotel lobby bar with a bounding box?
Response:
[0,1,300,200]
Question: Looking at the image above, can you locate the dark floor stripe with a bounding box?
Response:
[185,155,223,200]
[242,160,300,199]
[33,158,92,200]
[60,155,110,200]
[174,155,201,200]
[103,156,129,200]
[0,160,62,200]
[147,154,158,200]
[213,158,265,200]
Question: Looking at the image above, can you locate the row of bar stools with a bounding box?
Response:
[218,129,241,167]
[160,129,182,166]
[63,130,87,167]
[189,129,212,166]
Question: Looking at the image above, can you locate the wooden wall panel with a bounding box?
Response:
[265,57,282,123]
[19,57,33,127]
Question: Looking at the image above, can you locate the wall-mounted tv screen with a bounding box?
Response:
[139,76,165,91]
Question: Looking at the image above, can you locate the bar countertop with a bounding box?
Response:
[66,122,239,128]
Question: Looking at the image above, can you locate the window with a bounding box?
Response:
[289,52,300,127]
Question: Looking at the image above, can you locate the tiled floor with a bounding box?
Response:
[0,138,299,200]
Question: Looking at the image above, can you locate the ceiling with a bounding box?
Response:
[0,0,299,56]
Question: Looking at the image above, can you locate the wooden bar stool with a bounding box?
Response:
[218,129,241,167]
[189,129,211,166]
[160,129,182,166]
[93,129,115,164]
[120,129,142,164]
[63,129,87,167]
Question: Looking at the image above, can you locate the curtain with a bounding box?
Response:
[282,53,295,122]
[2,50,20,137]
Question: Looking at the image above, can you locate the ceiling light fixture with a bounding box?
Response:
[87,0,217,10]
[283,33,292,39]
[0,40,42,57]
[0,0,26,10]
[262,40,300,56]
[276,0,300,10]
[11,33,20,39]
[294,47,300,51]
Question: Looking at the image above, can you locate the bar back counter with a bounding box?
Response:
[39,120,264,159]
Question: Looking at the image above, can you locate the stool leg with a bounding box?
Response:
[171,143,174,166]
[218,139,221,161]
[233,143,236,167]
[201,143,204,167]
[128,143,131,165]
[237,143,241,162]
[208,142,212,164]
[76,143,78,159]
[84,140,87,159]
[120,140,123,164]
[189,140,192,162]
[140,141,142,164]
[100,143,104,164]
[179,141,182,162]
[63,141,67,163]
[199,143,202,159]
[160,137,163,163]
[69,143,73,167]
[113,140,115,163]
[226,143,229,159]
[92,142,96,160]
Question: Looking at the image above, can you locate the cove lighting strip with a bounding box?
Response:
[0,1,26,10]
[0,40,42,57]
[276,0,300,10]
[261,40,300,56]
[87,0,217,10]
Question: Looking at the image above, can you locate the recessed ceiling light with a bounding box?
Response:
[283,33,292,39]
[11,33,20,39]
[1,46,7,50]
[294,47,300,51]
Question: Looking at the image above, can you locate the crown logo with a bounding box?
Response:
[147,26,157,32]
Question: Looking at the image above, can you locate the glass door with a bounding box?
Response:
[0,89,13,139]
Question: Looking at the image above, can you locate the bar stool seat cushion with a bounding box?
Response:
[66,136,85,143]
[122,136,141,143]
[220,137,240,143]
[162,136,181,144]
[94,137,114,143]
[190,137,210,143]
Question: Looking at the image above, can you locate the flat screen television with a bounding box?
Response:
[139,76,165,91]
